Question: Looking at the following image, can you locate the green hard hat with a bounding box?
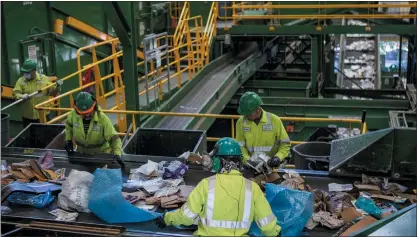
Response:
[75,92,96,114]
[214,137,242,157]
[237,92,262,116]
[20,59,37,73]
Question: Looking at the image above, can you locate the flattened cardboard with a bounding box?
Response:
[341,207,362,223]
[341,216,377,236]
[354,184,380,191]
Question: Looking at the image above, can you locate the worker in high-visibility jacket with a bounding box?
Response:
[65,92,124,166]
[13,59,63,128]
[155,137,281,236]
[235,92,290,167]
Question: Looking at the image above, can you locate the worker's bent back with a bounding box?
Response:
[164,170,281,236]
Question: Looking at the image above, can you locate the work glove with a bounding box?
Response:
[112,155,126,169]
[268,157,281,168]
[155,213,167,228]
[65,140,74,154]
[56,78,63,87]
[21,94,29,100]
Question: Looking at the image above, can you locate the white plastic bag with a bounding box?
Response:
[58,170,94,213]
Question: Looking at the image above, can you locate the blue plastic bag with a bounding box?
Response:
[249,184,313,237]
[355,196,382,218]
[7,190,54,208]
[88,168,162,224]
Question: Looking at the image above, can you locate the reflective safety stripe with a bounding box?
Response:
[256,213,276,227]
[238,141,246,146]
[203,176,253,229]
[182,203,199,220]
[242,178,252,222]
[280,137,291,144]
[200,218,251,229]
[247,146,273,153]
[243,119,247,126]
[266,112,271,124]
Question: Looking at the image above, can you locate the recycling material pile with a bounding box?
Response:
[289,173,417,236]
[122,160,193,210]
[1,151,65,185]
[346,20,374,37]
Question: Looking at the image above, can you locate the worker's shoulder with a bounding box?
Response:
[267,111,283,123]
[236,116,245,124]
[15,76,25,85]
[67,109,78,119]
[39,74,51,81]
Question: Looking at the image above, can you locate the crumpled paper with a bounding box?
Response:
[313,189,334,213]
[311,211,344,229]
[330,192,355,214]
[280,171,304,190]
[49,208,78,221]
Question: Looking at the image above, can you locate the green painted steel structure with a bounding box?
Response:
[1,1,169,136]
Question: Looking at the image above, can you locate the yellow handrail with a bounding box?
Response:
[224,3,417,9]
[35,106,368,144]
[33,1,215,130]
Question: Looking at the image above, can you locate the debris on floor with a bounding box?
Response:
[280,170,305,190]
[311,211,344,229]
[49,208,78,221]
[122,160,194,210]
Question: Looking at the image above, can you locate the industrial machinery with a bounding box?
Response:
[1,1,417,236]
[1,124,416,236]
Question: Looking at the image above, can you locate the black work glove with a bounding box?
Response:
[65,140,74,154]
[112,155,126,169]
[155,213,167,228]
[268,157,281,168]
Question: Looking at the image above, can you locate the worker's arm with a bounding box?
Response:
[42,75,60,96]
[253,183,281,236]
[65,111,74,141]
[103,114,122,156]
[274,118,290,161]
[12,79,24,99]
[164,179,207,226]
[235,118,250,163]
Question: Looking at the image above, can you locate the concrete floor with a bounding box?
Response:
[106,70,190,124]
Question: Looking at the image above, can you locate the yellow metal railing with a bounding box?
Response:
[33,105,368,144]
[169,1,184,20]
[219,2,417,22]
[33,2,218,131]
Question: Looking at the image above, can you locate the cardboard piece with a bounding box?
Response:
[341,207,363,223]
[371,194,407,203]
[396,193,417,203]
[354,184,380,191]
[341,216,377,236]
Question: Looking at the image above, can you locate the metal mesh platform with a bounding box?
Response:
[157,44,258,129]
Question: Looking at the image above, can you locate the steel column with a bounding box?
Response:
[103,2,140,126]
[399,36,403,78]
[311,36,318,97]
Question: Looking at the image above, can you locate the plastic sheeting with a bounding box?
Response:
[249,184,313,237]
[88,168,162,224]
[7,190,54,208]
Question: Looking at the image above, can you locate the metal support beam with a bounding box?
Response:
[218,25,417,35]
[311,36,318,97]
[399,36,403,77]
[103,2,140,126]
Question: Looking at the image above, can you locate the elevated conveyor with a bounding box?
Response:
[142,38,279,131]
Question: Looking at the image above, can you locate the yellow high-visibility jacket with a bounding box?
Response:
[65,108,122,156]
[236,109,290,164]
[12,73,57,119]
[164,170,281,236]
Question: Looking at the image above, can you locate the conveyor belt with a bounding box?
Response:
[157,43,259,129]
